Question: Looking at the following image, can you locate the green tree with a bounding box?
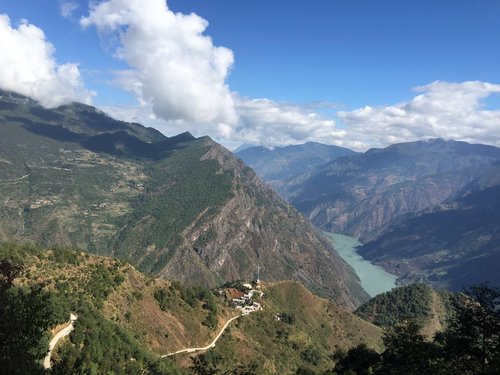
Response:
[437,283,500,374]
[0,271,66,374]
[333,343,380,375]
[376,320,441,375]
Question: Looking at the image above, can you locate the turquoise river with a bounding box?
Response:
[324,232,397,297]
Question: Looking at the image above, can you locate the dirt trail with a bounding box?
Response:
[43,313,78,369]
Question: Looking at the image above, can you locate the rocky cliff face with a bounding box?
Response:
[161,141,368,308]
[280,139,500,241]
[0,90,368,308]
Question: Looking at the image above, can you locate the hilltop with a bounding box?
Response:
[173,281,382,374]
[354,284,453,339]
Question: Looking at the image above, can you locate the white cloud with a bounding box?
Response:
[80,0,346,148]
[81,0,237,128]
[337,81,500,150]
[97,95,347,150]
[0,14,93,108]
[60,1,79,18]
[235,97,346,147]
[78,3,500,151]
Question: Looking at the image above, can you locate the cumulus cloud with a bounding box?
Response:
[60,1,79,18]
[235,97,346,147]
[337,81,500,150]
[0,14,93,107]
[78,3,500,151]
[81,0,237,128]
[98,77,500,151]
[98,95,347,150]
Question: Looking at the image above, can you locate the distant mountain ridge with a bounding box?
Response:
[358,179,500,290]
[279,138,500,241]
[236,142,357,189]
[0,89,367,307]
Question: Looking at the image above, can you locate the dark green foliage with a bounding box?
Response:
[281,312,296,325]
[0,242,42,267]
[0,285,70,374]
[355,284,433,327]
[377,321,442,375]
[86,263,126,308]
[201,293,218,330]
[0,259,23,291]
[154,284,219,329]
[190,353,258,375]
[295,367,318,375]
[114,142,234,273]
[333,283,500,375]
[435,283,500,374]
[220,280,250,293]
[51,305,182,375]
[332,343,380,375]
[154,287,175,311]
[49,245,80,265]
[0,244,69,374]
[301,347,321,365]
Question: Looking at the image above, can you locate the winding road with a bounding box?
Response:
[161,313,243,358]
[43,313,78,369]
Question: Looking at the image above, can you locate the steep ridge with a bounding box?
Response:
[358,181,500,290]
[280,139,500,240]
[0,90,367,307]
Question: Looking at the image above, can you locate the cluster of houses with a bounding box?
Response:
[223,283,264,315]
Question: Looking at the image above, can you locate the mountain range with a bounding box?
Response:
[236,142,356,190]
[241,137,500,291]
[1,89,499,374]
[0,89,367,307]
[358,176,500,290]
[279,138,500,241]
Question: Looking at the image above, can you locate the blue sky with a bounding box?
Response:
[1,0,500,150]
[170,0,500,107]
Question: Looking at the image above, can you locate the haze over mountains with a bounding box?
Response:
[236,143,357,189]
[0,89,367,307]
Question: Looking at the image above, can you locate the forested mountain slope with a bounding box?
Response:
[355,284,453,339]
[0,90,367,307]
